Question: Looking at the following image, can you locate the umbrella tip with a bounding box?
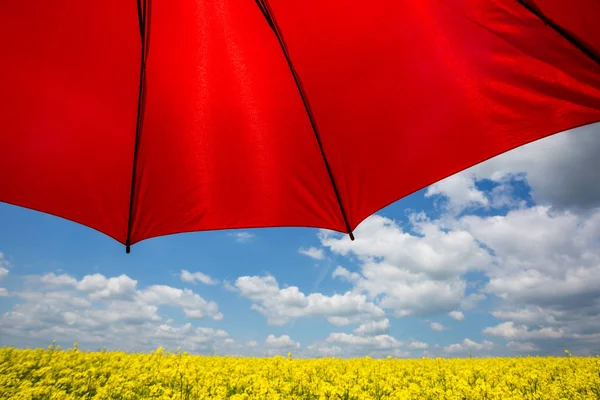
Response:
[125,245,131,254]
[349,232,355,241]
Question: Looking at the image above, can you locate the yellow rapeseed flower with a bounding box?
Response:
[0,344,599,399]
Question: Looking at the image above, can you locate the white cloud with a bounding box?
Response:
[265,334,300,349]
[460,293,486,309]
[322,215,491,279]
[378,276,467,318]
[148,323,230,351]
[222,280,237,292]
[426,172,488,214]
[0,252,10,284]
[0,270,226,353]
[180,269,217,285]
[77,273,138,300]
[21,272,223,321]
[353,319,390,336]
[449,311,465,321]
[491,306,562,326]
[407,340,429,350]
[430,322,447,332]
[442,201,600,355]
[234,275,384,326]
[0,263,7,293]
[306,344,343,357]
[331,266,361,283]
[261,334,301,356]
[229,231,255,243]
[326,333,402,350]
[137,285,223,321]
[444,338,494,354]
[457,206,600,281]
[40,273,78,286]
[416,126,600,355]
[507,341,538,353]
[483,322,565,340]
[299,247,326,260]
[322,215,491,318]
[0,289,165,348]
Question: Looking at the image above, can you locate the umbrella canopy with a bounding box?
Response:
[1,0,600,252]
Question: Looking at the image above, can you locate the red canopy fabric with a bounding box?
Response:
[1,0,600,251]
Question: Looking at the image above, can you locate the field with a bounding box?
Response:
[1,345,599,399]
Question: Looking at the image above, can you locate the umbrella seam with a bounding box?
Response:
[515,0,600,68]
[125,0,151,253]
[255,0,355,241]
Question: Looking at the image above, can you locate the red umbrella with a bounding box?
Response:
[1,0,599,253]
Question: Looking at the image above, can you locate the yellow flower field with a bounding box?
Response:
[1,344,599,399]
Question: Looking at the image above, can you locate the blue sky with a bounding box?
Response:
[1,122,600,358]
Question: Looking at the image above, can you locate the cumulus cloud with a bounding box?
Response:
[460,293,487,310]
[148,323,230,351]
[331,266,361,282]
[425,173,489,214]
[483,322,565,341]
[353,319,390,336]
[507,341,539,353]
[322,214,491,279]
[180,269,218,285]
[298,247,326,260]
[449,311,465,321]
[322,215,491,318]
[407,340,429,350]
[221,281,236,293]
[234,275,385,326]
[491,306,563,326]
[422,126,600,355]
[0,271,225,352]
[40,273,77,286]
[306,344,343,357]
[77,274,138,300]
[451,205,600,354]
[326,333,402,350]
[265,334,300,349]
[460,207,600,305]
[0,252,10,295]
[423,154,600,357]
[0,265,8,295]
[137,285,223,321]
[31,272,224,321]
[444,338,494,354]
[430,322,448,332]
[312,332,423,359]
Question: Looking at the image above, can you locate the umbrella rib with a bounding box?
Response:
[516,0,600,67]
[255,0,355,241]
[125,0,151,253]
